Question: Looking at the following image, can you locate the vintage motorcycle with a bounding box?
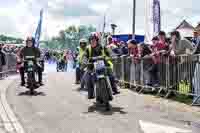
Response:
[23,56,42,95]
[91,56,113,111]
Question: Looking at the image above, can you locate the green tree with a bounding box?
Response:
[46,25,96,50]
[0,34,23,43]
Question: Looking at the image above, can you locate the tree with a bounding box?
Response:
[0,34,23,43]
[46,25,96,50]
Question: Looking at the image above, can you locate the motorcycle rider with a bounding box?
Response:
[83,33,119,109]
[19,36,43,86]
[75,39,88,84]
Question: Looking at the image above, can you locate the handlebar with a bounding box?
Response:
[23,57,43,62]
[89,56,105,61]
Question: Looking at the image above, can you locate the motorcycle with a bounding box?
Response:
[23,56,40,95]
[56,60,65,72]
[91,56,113,111]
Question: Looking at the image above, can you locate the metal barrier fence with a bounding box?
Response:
[112,54,200,106]
[0,53,17,79]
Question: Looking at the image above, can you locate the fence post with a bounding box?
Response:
[139,59,144,92]
[121,55,125,86]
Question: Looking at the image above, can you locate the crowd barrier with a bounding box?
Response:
[0,53,17,79]
[112,54,200,106]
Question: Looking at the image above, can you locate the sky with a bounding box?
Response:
[0,0,199,40]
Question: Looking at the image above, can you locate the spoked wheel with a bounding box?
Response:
[27,72,35,95]
[96,78,113,111]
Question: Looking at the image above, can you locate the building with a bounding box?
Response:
[175,20,194,38]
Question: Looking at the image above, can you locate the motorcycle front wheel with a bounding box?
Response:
[95,78,113,104]
[27,72,35,95]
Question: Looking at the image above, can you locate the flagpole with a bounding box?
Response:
[101,14,106,46]
[132,0,136,39]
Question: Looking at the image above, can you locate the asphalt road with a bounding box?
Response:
[5,69,200,133]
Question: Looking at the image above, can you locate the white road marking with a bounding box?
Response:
[139,120,192,133]
[0,77,25,133]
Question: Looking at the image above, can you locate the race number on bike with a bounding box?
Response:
[94,60,105,70]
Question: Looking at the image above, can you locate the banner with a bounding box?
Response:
[144,0,153,44]
[34,9,43,48]
[144,0,161,44]
[153,0,161,36]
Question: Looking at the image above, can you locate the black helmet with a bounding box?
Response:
[26,36,35,46]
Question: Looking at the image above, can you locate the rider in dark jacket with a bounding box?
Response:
[19,36,43,86]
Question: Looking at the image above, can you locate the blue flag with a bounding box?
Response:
[34,9,43,48]
[153,0,161,36]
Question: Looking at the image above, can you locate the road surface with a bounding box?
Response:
[1,63,200,133]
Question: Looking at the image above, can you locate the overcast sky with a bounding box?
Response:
[0,0,199,40]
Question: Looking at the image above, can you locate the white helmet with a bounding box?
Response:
[79,38,87,44]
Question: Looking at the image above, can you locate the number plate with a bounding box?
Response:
[94,60,105,70]
[28,61,33,66]
[27,68,33,71]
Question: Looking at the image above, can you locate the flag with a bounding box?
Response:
[153,0,161,36]
[144,0,153,44]
[144,0,161,44]
[34,9,43,48]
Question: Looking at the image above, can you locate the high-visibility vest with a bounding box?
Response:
[77,47,85,64]
[88,45,113,70]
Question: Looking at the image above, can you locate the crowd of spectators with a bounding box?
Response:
[0,43,22,79]
[107,30,199,87]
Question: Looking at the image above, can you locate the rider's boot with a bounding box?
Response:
[38,71,44,86]
[21,82,25,86]
[96,98,104,105]
[105,102,111,111]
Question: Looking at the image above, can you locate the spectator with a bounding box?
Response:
[170,31,194,56]
[107,35,113,46]
[112,39,121,56]
[127,39,140,85]
[0,44,6,79]
[119,41,128,55]
[156,31,168,51]
[16,47,23,73]
[192,31,200,104]
[192,31,200,47]
[192,31,200,54]
[63,50,68,72]
[106,36,119,56]
[139,43,154,86]
[169,31,195,93]
[128,39,139,58]
[148,36,162,86]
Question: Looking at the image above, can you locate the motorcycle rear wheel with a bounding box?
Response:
[96,78,113,105]
[27,72,35,95]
